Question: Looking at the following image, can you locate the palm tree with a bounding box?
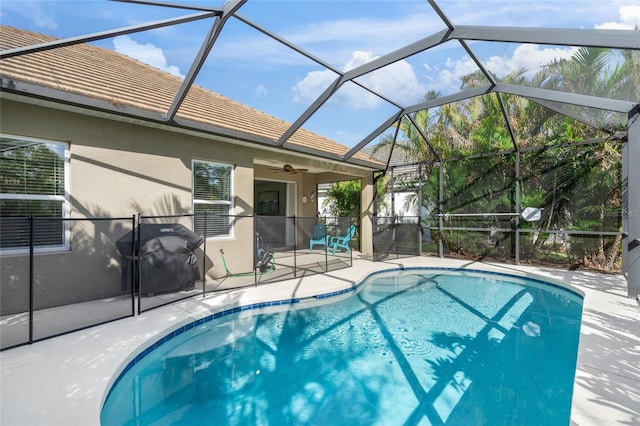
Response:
[368,44,632,268]
[534,46,627,269]
[372,90,443,164]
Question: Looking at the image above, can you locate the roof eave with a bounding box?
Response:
[1,77,384,171]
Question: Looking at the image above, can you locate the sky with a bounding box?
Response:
[1,0,638,148]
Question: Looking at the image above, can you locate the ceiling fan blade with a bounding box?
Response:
[266,164,308,174]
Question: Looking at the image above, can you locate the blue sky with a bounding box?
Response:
[1,1,638,148]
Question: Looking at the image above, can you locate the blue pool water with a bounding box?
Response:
[101,268,583,425]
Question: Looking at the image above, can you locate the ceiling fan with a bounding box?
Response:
[270,164,308,174]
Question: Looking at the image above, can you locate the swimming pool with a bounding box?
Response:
[101,268,583,425]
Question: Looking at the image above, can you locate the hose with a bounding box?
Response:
[219,249,275,277]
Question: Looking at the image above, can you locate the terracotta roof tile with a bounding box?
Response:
[0,26,378,164]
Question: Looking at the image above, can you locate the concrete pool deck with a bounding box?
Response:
[1,256,638,425]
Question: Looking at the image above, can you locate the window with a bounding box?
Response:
[192,160,233,238]
[0,134,69,251]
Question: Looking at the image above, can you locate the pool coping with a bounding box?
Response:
[1,256,638,425]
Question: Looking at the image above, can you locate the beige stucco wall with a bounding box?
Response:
[1,98,375,313]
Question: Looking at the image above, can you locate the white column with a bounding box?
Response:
[360,173,375,255]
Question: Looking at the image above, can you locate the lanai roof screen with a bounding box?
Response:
[0,0,638,163]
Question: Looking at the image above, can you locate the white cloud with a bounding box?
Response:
[423,3,637,94]
[355,53,427,106]
[336,83,381,109]
[294,41,580,110]
[596,5,640,29]
[293,51,425,109]
[112,35,183,78]
[596,21,634,30]
[425,56,483,93]
[619,6,640,28]
[510,44,578,75]
[291,69,337,103]
[426,44,578,94]
[343,50,373,72]
[293,3,636,111]
[31,9,58,30]
[255,84,268,98]
[426,67,456,92]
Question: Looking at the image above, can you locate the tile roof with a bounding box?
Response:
[0,26,378,165]
[361,144,415,167]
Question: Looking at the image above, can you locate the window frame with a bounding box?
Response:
[0,134,70,254]
[192,159,234,240]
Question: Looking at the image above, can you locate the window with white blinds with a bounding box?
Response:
[193,160,233,238]
[0,134,69,250]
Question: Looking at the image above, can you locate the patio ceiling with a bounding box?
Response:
[0,0,638,168]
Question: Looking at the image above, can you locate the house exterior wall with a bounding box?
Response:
[0,99,376,312]
[0,99,253,311]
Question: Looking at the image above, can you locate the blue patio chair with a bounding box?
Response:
[329,224,357,254]
[309,224,328,251]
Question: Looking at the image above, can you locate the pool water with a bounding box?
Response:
[101,269,583,425]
